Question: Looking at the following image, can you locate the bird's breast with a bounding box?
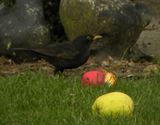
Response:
[53,52,90,69]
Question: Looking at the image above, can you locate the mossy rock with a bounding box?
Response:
[60,0,152,57]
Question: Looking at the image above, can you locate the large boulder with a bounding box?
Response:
[0,0,50,55]
[60,0,152,57]
[134,0,160,17]
[135,18,160,60]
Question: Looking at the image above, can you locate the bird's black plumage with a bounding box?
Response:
[12,35,102,74]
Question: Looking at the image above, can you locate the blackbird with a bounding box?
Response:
[12,34,102,74]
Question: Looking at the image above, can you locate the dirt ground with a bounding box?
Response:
[0,17,160,78]
[0,54,159,78]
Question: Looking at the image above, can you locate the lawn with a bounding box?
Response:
[0,71,160,125]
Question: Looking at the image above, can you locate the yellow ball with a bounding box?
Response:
[92,92,134,117]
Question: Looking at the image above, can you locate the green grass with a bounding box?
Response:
[0,71,160,125]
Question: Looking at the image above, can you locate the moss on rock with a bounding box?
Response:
[60,0,152,57]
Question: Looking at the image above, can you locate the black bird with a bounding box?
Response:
[12,34,102,74]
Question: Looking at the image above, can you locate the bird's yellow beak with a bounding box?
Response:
[93,35,103,41]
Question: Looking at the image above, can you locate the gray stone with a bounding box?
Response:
[135,18,160,60]
[60,0,151,57]
[0,0,50,55]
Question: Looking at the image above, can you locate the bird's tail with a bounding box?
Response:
[11,48,39,57]
[11,48,32,51]
[11,48,39,55]
[11,47,49,59]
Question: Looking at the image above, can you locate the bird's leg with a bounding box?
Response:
[54,68,59,75]
[60,69,64,73]
[54,68,64,75]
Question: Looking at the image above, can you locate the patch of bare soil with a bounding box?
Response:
[0,56,159,78]
[0,57,54,76]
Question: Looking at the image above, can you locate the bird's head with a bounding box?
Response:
[73,34,102,43]
[86,34,103,42]
[73,34,103,48]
